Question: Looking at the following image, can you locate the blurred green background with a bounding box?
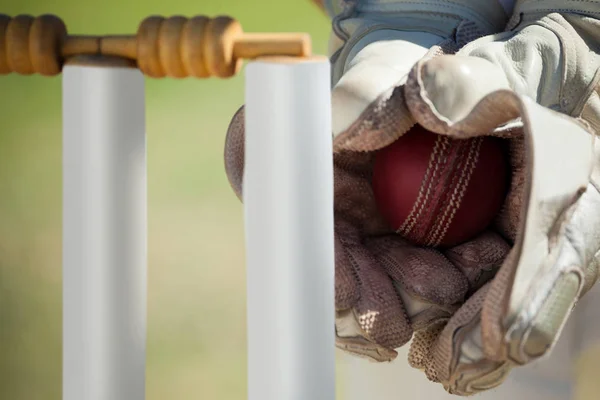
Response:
[3,1,600,399]
[0,0,330,398]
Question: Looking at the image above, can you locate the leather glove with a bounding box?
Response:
[398,0,600,394]
[223,0,513,369]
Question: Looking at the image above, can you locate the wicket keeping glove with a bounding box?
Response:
[225,0,514,388]
[225,0,600,395]
[396,0,600,394]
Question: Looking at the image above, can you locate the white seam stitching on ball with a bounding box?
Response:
[428,138,482,246]
[398,136,449,237]
[425,141,473,246]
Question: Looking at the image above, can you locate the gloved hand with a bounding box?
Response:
[224,0,600,396]
[225,0,513,372]
[397,0,600,394]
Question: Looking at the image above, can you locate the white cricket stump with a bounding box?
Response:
[62,60,147,400]
[244,57,335,400]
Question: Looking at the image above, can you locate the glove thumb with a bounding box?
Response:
[405,54,516,137]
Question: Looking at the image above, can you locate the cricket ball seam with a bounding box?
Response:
[424,141,469,247]
[396,136,442,235]
[372,126,508,248]
[427,138,482,246]
[419,139,467,246]
[398,135,450,237]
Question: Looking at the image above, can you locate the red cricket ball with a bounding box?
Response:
[371,125,509,248]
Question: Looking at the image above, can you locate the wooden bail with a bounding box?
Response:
[0,14,312,78]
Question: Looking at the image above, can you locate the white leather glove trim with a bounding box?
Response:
[332,30,443,136]
[508,98,594,314]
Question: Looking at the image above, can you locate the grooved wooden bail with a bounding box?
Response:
[0,15,11,74]
[1,14,67,76]
[136,15,244,78]
[0,13,312,78]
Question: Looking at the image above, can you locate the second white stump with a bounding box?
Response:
[244,58,335,400]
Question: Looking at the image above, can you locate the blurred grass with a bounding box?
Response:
[574,345,600,400]
[2,1,600,400]
[0,0,331,399]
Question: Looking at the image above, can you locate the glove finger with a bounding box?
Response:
[480,97,597,364]
[409,12,600,134]
[426,283,490,384]
[334,154,390,236]
[330,30,462,153]
[336,235,413,352]
[494,133,526,243]
[444,231,511,294]
[223,105,245,200]
[335,226,399,362]
[408,320,446,371]
[367,235,468,329]
[424,282,512,395]
[406,14,595,138]
[334,233,360,310]
[405,55,516,137]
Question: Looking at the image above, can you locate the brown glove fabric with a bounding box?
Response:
[224,48,516,360]
[226,1,600,396]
